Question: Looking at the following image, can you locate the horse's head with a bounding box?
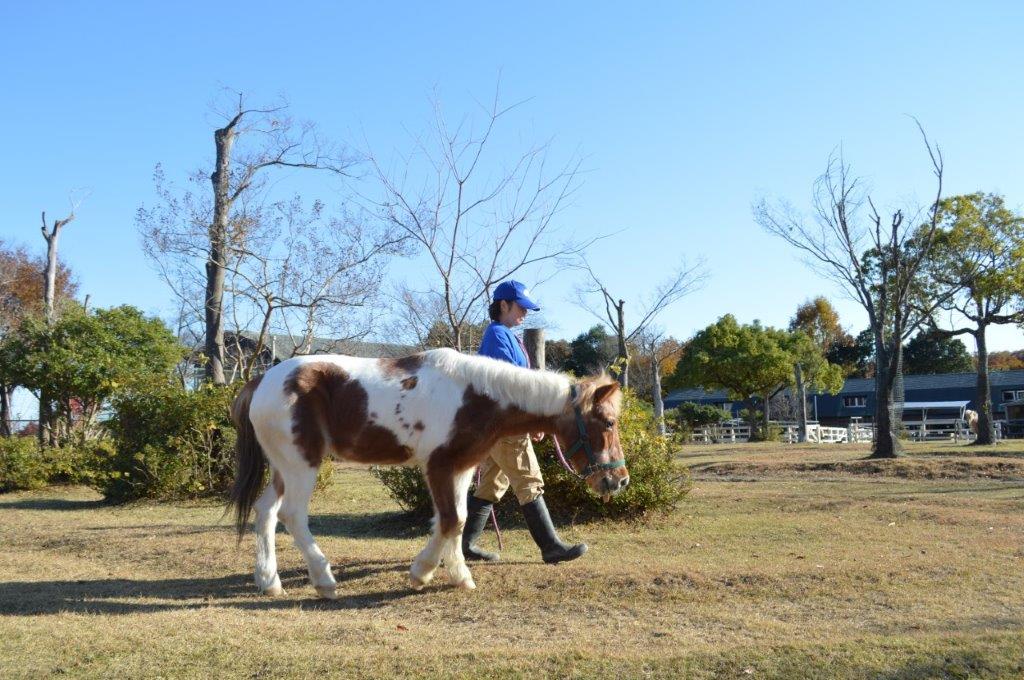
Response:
[555,375,630,501]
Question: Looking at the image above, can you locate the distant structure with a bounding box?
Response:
[665,369,1024,435]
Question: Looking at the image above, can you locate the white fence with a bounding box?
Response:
[688,419,1002,444]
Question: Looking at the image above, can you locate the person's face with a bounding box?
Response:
[499,300,528,327]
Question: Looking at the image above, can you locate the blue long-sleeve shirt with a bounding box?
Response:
[478,322,529,367]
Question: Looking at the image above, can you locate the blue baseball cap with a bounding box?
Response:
[492,280,540,311]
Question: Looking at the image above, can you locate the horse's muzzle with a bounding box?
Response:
[601,474,630,495]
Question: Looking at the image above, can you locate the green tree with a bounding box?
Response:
[562,325,618,376]
[924,193,1024,444]
[670,315,794,439]
[826,328,876,378]
[902,328,973,375]
[787,330,846,441]
[0,305,184,444]
[544,338,571,371]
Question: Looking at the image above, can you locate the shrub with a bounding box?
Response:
[0,437,107,493]
[372,388,690,522]
[371,465,432,516]
[539,389,690,521]
[672,402,730,441]
[96,382,238,502]
[0,437,49,492]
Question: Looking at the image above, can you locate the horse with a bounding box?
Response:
[964,409,979,435]
[228,347,630,597]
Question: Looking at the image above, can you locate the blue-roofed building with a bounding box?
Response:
[664,369,1024,428]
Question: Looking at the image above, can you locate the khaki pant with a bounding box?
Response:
[474,435,544,505]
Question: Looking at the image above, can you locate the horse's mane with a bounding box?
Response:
[424,348,572,416]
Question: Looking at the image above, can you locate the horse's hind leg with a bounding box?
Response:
[254,471,285,596]
[411,465,476,591]
[278,463,338,599]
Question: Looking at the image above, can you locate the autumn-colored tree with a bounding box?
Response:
[789,297,846,353]
[987,351,1024,371]
[0,239,77,435]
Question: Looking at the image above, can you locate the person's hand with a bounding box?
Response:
[531,432,545,443]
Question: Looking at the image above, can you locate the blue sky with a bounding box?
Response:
[2,1,1023,364]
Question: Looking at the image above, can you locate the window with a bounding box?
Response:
[843,396,867,408]
[1003,390,1017,402]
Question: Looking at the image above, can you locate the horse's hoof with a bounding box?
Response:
[455,578,476,591]
[409,574,428,591]
[263,584,287,597]
[315,585,338,600]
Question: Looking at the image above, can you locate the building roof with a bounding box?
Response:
[901,401,970,410]
[834,370,1024,394]
[225,331,415,359]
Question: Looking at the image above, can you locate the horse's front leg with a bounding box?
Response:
[411,465,476,591]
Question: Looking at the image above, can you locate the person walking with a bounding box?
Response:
[461,280,588,564]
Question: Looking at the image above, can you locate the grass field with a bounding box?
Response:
[2,441,1023,678]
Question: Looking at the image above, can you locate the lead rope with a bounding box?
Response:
[477,466,504,551]
[480,436,572,553]
[551,434,583,479]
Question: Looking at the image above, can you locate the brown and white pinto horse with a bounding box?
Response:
[229,348,629,597]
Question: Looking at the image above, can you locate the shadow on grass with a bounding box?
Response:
[0,497,106,511]
[309,510,430,540]
[0,560,420,617]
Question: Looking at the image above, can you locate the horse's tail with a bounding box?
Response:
[228,375,266,542]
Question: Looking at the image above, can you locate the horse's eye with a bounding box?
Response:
[603,420,615,430]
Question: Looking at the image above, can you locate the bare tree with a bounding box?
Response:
[573,256,707,388]
[635,329,685,435]
[754,125,946,458]
[138,90,357,385]
[367,88,593,351]
[225,197,406,379]
[38,205,79,446]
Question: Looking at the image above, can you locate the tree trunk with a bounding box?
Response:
[795,363,808,443]
[39,214,69,446]
[205,125,235,386]
[0,381,12,437]
[869,340,898,459]
[43,231,60,325]
[524,328,545,370]
[616,299,628,388]
[973,325,996,445]
[762,392,771,441]
[652,356,666,436]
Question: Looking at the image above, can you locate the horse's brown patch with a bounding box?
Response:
[400,376,418,390]
[284,362,414,467]
[425,387,560,536]
[272,471,285,497]
[413,421,425,432]
[379,354,425,378]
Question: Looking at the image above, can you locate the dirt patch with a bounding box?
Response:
[694,458,1024,482]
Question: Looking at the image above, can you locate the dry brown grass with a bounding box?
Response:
[1,441,1023,678]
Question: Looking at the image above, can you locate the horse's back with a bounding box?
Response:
[249,352,463,467]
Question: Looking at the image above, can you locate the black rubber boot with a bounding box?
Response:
[521,495,588,564]
[462,495,499,562]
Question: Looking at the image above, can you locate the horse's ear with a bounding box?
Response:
[593,382,620,405]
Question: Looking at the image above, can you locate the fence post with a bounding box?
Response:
[524,328,545,371]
